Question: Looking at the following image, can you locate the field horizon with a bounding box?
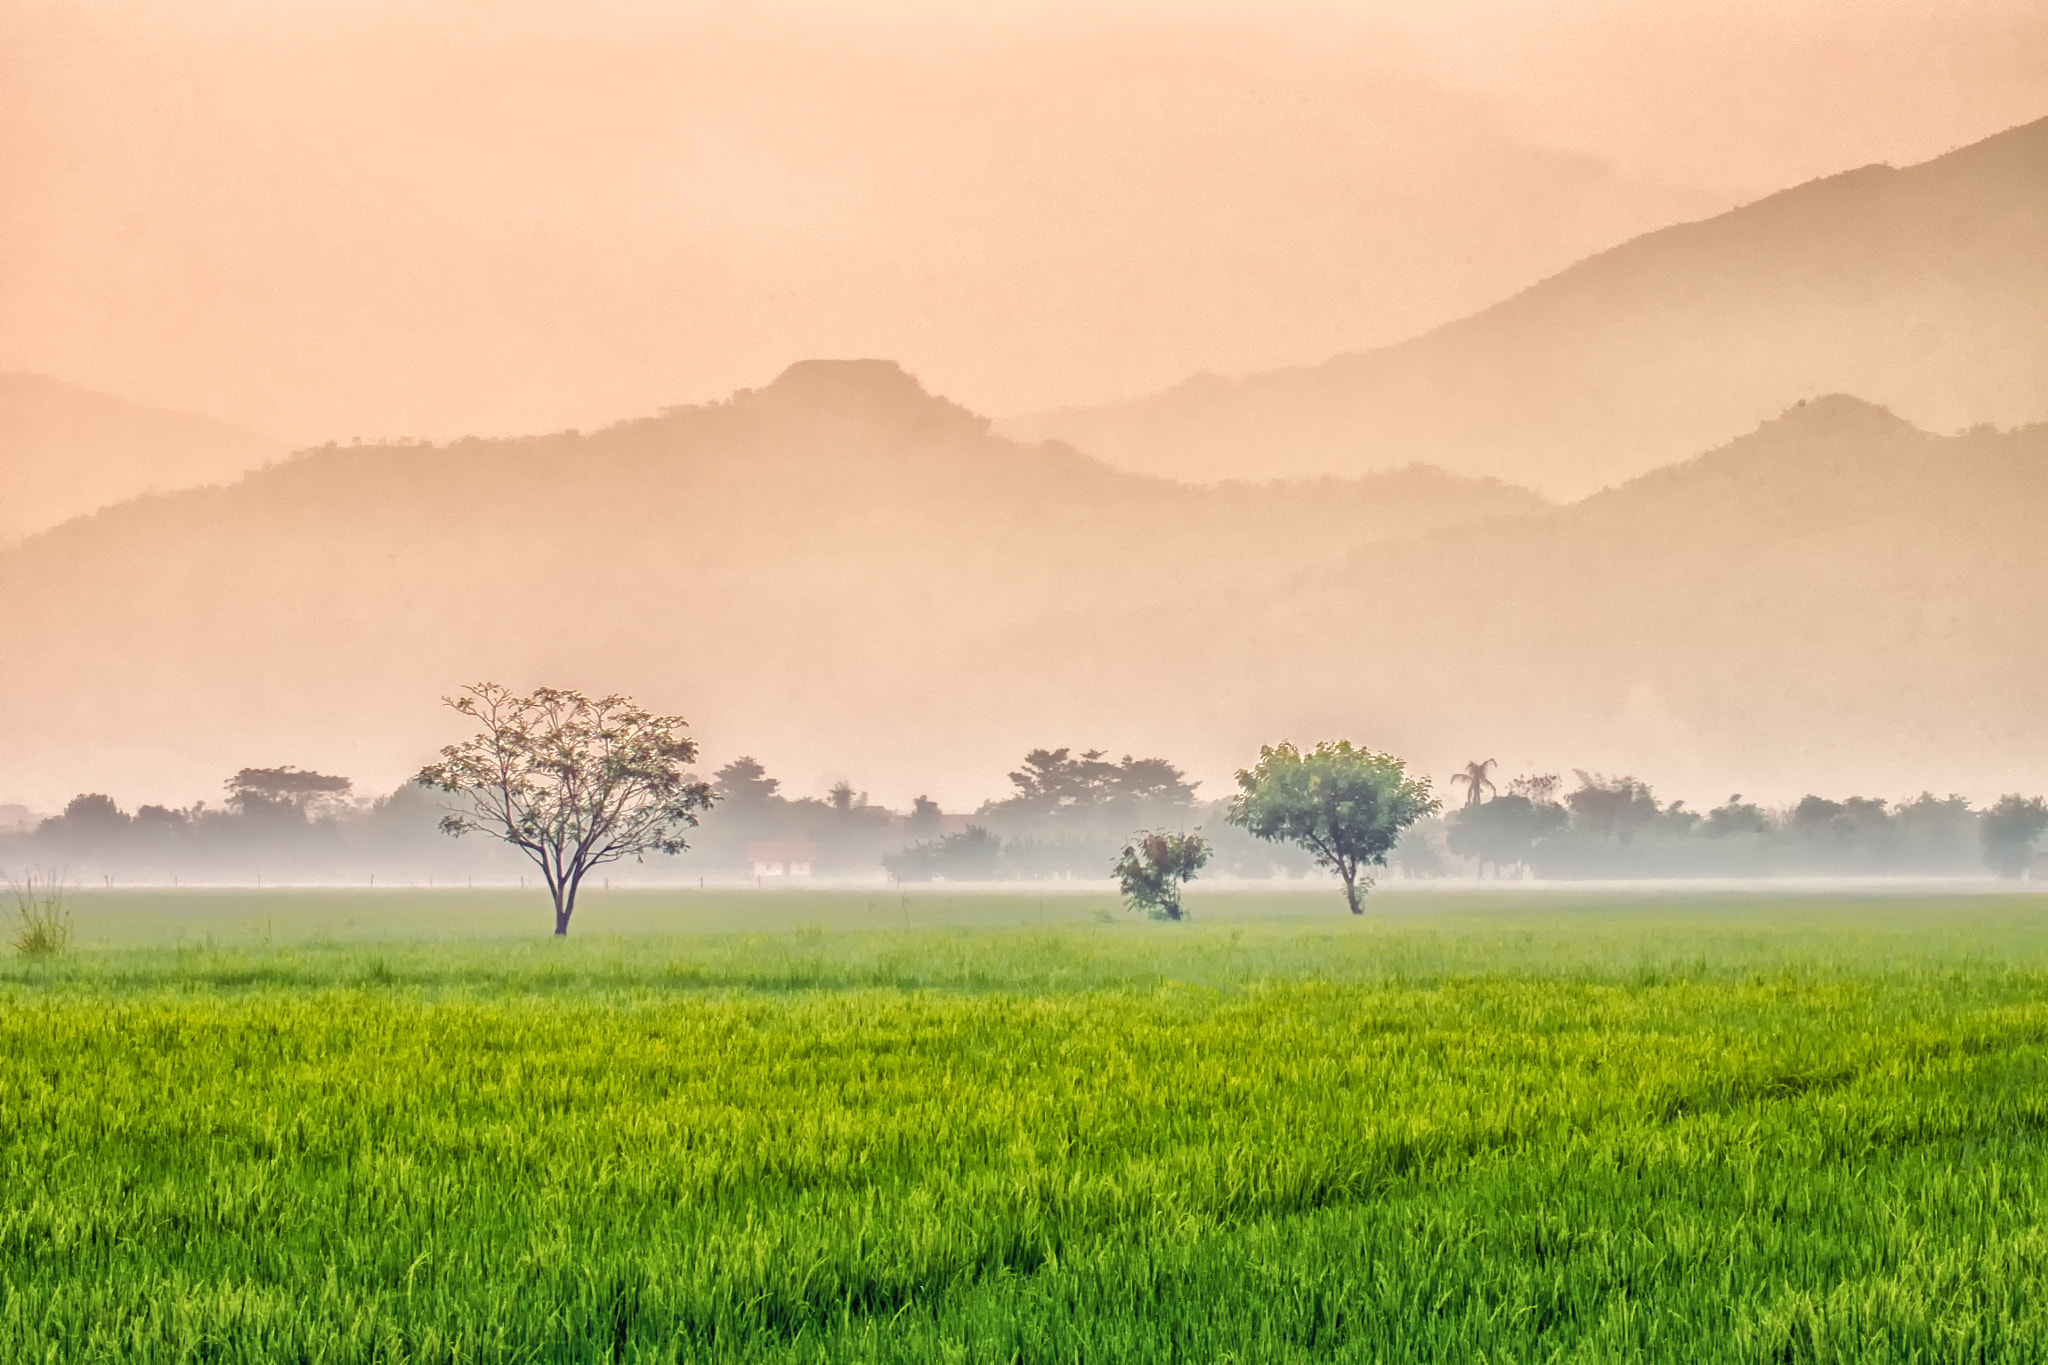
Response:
[25,880,2048,948]
[5,888,2048,1358]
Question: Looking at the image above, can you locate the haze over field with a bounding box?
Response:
[2,0,2045,828]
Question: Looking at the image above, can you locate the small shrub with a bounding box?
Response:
[1113,830,1210,921]
[8,874,71,959]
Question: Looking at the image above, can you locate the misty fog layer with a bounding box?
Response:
[9,748,2037,889]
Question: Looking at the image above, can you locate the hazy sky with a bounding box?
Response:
[4,0,2045,444]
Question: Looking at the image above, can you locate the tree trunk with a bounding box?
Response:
[1343,871,1363,915]
[552,880,574,936]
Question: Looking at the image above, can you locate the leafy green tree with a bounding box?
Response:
[1112,830,1211,920]
[1445,793,1566,872]
[812,780,891,870]
[906,795,943,839]
[1703,795,1771,837]
[39,793,129,835]
[225,767,353,821]
[704,756,797,862]
[1982,794,2048,879]
[135,804,192,831]
[417,683,715,935]
[1789,795,1891,847]
[711,757,782,810]
[884,824,1003,882]
[1563,772,1662,842]
[981,747,1200,831]
[1225,741,1439,913]
[1109,757,1202,811]
[1890,793,1977,871]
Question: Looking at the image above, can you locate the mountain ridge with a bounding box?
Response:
[1003,116,2048,497]
[0,374,288,545]
[906,391,2048,805]
[0,361,1543,808]
[4,366,2042,811]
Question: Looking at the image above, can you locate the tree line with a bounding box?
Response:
[8,684,2046,934]
[411,690,1440,931]
[1440,762,2048,880]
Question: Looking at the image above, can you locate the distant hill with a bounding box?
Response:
[0,360,1540,806]
[985,395,2048,800]
[3,369,2041,809]
[0,375,286,544]
[1004,117,2048,498]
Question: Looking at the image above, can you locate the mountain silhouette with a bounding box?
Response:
[0,362,1538,805]
[1002,395,2048,798]
[6,364,2040,809]
[1003,117,2048,498]
[0,374,286,545]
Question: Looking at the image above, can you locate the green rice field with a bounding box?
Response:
[4,885,2048,1362]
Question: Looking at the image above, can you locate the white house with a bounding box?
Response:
[746,840,818,879]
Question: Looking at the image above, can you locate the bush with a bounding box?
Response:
[1113,830,1210,920]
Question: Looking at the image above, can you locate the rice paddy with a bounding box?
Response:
[3,886,2047,1362]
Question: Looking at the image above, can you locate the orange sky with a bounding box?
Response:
[4,0,2045,445]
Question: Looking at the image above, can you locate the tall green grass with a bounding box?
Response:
[3,889,2047,1361]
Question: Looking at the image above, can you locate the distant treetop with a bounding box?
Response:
[225,767,353,819]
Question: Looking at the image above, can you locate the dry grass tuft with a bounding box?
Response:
[8,873,70,958]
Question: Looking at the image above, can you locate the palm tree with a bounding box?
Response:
[1450,759,1497,809]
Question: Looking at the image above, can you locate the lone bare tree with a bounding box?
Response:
[417,683,716,935]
